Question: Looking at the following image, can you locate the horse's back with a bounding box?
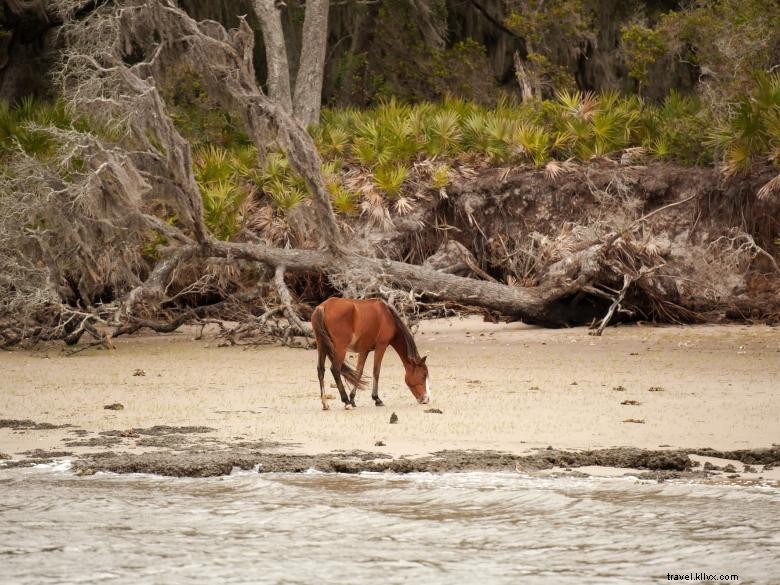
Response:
[314,298,394,351]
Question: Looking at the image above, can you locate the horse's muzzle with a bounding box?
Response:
[418,394,430,405]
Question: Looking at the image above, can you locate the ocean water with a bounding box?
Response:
[1,462,778,584]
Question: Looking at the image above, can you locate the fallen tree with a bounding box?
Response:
[0,0,776,349]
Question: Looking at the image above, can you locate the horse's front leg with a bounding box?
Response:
[371,345,388,407]
[349,351,369,407]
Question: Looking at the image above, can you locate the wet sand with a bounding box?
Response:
[1,318,778,477]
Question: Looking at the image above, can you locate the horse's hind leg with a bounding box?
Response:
[330,349,352,409]
[317,345,329,410]
[371,344,387,407]
[349,351,369,407]
[330,364,352,409]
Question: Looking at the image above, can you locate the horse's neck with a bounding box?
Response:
[389,333,413,368]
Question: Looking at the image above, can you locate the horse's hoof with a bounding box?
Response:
[344,403,353,410]
[374,400,384,407]
[322,404,330,411]
[350,400,357,407]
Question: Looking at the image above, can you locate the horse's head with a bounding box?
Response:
[404,355,430,404]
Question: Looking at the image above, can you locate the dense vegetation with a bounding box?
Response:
[4,72,778,242]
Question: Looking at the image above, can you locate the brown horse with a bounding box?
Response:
[311,297,431,410]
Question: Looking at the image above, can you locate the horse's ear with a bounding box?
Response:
[421,355,427,364]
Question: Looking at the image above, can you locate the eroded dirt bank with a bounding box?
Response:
[1,318,778,479]
[371,163,780,324]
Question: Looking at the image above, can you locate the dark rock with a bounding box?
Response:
[136,435,190,449]
[100,425,215,437]
[519,447,692,472]
[21,449,72,458]
[0,419,70,430]
[690,447,780,466]
[64,436,122,448]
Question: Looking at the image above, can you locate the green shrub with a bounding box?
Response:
[201,182,249,241]
[373,164,409,197]
[0,97,75,159]
[709,73,780,175]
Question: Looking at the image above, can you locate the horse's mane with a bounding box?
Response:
[384,301,420,360]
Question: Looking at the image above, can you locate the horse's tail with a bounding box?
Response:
[312,307,366,389]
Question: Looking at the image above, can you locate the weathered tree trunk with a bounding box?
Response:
[293,0,329,127]
[252,0,293,112]
[513,50,535,102]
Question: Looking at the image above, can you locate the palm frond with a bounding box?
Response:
[373,164,409,197]
[266,177,307,213]
[757,174,780,200]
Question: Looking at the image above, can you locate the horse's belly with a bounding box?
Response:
[347,334,373,353]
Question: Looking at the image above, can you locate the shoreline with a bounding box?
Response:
[2,318,778,480]
[2,438,779,484]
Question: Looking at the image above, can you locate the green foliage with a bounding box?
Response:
[425,109,462,156]
[327,182,359,215]
[266,179,306,212]
[315,89,720,169]
[708,73,780,176]
[254,152,309,213]
[373,164,409,197]
[505,0,591,96]
[641,91,712,165]
[620,24,666,88]
[163,68,250,148]
[193,144,233,184]
[513,123,550,165]
[140,230,169,260]
[321,159,358,215]
[620,0,780,104]
[193,145,254,239]
[201,181,249,241]
[460,112,492,156]
[429,164,451,189]
[336,1,498,106]
[0,98,74,159]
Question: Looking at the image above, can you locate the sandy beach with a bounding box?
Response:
[1,317,778,469]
